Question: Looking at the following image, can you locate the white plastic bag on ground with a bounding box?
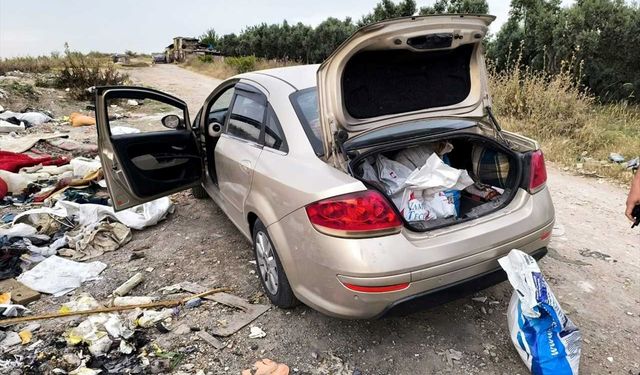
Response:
[499,249,581,375]
[17,255,107,296]
[57,197,173,230]
[70,157,102,178]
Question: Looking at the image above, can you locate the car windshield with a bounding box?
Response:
[290,88,323,156]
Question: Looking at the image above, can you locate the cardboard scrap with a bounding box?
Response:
[0,278,41,305]
[179,282,270,337]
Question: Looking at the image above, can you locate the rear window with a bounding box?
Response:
[290,88,323,156]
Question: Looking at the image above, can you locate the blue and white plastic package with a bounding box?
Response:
[499,249,582,375]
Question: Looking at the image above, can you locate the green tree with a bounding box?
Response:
[419,0,489,14]
[358,0,417,26]
[488,0,640,102]
[199,28,219,49]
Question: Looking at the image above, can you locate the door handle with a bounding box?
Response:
[240,159,252,174]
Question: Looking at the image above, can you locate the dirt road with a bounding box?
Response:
[122,64,640,374]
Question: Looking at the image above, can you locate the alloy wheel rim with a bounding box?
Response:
[255,231,279,295]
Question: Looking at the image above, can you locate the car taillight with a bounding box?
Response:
[529,150,547,193]
[305,190,402,238]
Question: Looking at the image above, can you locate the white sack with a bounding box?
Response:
[70,157,102,178]
[403,153,474,196]
[399,191,457,222]
[13,197,174,231]
[17,255,107,296]
[58,197,173,230]
[376,154,412,195]
[499,249,581,375]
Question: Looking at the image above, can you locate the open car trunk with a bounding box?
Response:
[350,133,522,232]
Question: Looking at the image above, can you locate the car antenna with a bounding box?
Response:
[485,106,510,147]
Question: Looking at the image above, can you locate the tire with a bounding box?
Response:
[252,219,298,308]
[191,185,208,199]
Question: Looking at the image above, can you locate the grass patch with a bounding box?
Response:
[489,60,639,184]
[0,55,61,75]
[181,55,298,79]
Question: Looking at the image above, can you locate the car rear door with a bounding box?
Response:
[95,86,202,211]
[214,82,266,228]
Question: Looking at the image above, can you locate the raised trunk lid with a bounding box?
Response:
[317,15,495,161]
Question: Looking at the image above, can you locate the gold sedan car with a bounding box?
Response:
[96,15,554,319]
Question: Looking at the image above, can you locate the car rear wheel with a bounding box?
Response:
[191,185,208,199]
[252,219,297,308]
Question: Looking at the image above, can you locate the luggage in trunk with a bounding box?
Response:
[351,135,521,232]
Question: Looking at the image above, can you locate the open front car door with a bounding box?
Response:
[95,86,203,211]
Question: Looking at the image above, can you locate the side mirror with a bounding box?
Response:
[161,114,182,129]
[208,121,223,138]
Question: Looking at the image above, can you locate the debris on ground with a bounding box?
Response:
[248,326,266,339]
[499,249,582,375]
[17,255,107,296]
[113,272,144,297]
[241,358,289,375]
[179,282,270,336]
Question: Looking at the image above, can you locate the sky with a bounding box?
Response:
[0,0,563,58]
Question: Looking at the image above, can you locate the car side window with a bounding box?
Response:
[263,106,287,152]
[206,86,235,126]
[227,93,265,143]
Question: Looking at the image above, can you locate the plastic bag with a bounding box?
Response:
[499,249,581,375]
[404,153,474,196]
[376,154,412,195]
[399,191,457,222]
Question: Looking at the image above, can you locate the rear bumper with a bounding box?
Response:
[267,187,554,319]
[382,247,547,318]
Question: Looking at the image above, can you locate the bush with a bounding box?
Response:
[224,56,257,74]
[0,56,60,75]
[55,50,128,100]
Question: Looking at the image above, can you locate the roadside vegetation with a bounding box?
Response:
[0,46,129,100]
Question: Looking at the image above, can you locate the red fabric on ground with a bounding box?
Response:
[0,151,69,173]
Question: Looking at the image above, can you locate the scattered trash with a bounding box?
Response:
[196,330,225,349]
[126,99,139,106]
[0,278,40,304]
[0,133,68,153]
[0,287,228,325]
[17,255,107,296]
[113,272,145,297]
[499,249,581,375]
[0,110,52,127]
[249,326,267,339]
[179,282,270,337]
[184,297,202,309]
[0,331,21,349]
[65,221,133,260]
[242,358,289,375]
[608,152,625,163]
[114,296,154,306]
[69,112,96,127]
[18,329,32,344]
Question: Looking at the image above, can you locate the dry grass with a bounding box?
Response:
[489,60,639,184]
[181,56,298,79]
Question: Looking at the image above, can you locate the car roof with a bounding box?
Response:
[242,64,320,91]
